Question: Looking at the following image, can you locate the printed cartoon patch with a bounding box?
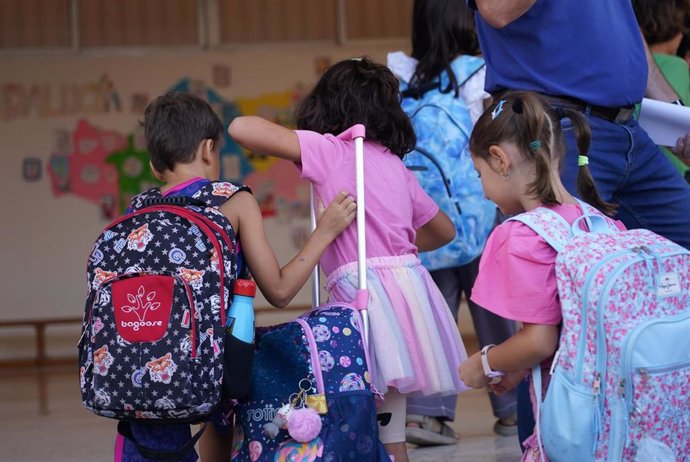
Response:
[146,352,178,384]
[92,268,117,289]
[178,267,206,290]
[93,345,114,376]
[212,182,240,197]
[127,223,154,252]
[210,248,220,272]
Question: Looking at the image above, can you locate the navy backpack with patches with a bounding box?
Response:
[78,180,251,447]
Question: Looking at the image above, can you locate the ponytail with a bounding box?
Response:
[559,108,617,216]
[471,91,617,216]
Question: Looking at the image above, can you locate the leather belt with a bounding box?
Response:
[543,95,635,124]
[491,91,635,124]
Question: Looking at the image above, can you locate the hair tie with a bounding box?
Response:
[529,140,541,151]
[578,155,589,167]
[512,98,523,114]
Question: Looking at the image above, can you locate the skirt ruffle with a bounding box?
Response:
[327,254,468,396]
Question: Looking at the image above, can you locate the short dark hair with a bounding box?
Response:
[409,0,480,97]
[295,57,416,157]
[633,0,689,45]
[142,92,223,173]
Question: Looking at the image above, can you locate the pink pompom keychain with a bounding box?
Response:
[287,406,322,443]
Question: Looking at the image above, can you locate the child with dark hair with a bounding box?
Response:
[115,91,356,462]
[459,91,625,461]
[229,57,468,462]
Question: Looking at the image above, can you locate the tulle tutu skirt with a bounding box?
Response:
[326,254,468,397]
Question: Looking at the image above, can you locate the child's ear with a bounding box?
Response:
[487,144,512,175]
[149,161,165,182]
[199,139,215,166]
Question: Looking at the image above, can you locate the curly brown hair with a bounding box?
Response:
[295,57,416,158]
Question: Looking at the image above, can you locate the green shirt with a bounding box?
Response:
[653,52,690,177]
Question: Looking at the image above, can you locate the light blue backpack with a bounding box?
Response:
[511,202,690,462]
[400,55,496,270]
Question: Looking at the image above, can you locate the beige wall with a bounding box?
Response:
[0,44,403,319]
[0,43,477,361]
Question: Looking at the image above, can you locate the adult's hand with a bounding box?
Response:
[472,0,536,28]
[672,132,690,167]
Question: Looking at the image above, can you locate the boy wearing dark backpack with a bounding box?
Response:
[80,92,355,462]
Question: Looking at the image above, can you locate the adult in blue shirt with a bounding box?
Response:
[469,0,690,250]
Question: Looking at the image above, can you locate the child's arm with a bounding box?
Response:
[221,190,355,308]
[415,210,456,252]
[228,116,302,162]
[459,323,558,389]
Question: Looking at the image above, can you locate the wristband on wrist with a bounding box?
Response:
[480,344,503,384]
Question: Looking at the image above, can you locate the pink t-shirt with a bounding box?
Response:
[471,204,626,326]
[295,129,439,276]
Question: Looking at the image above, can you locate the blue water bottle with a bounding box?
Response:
[226,279,256,342]
[223,279,256,398]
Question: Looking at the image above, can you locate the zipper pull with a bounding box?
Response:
[618,378,625,398]
[549,349,561,375]
[593,373,601,396]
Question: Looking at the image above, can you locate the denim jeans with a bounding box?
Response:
[560,112,690,249]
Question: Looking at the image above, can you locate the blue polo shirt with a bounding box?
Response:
[470,0,647,107]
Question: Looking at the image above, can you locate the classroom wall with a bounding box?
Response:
[0,44,408,323]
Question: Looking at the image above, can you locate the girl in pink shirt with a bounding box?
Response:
[229,57,468,462]
[458,91,622,461]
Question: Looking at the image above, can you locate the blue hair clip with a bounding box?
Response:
[491,100,507,120]
[529,140,541,151]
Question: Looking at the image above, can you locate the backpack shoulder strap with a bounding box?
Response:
[400,58,485,100]
[507,207,571,253]
[508,201,619,253]
[129,181,251,211]
[190,181,251,208]
[572,199,620,236]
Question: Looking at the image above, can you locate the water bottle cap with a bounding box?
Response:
[234,279,256,297]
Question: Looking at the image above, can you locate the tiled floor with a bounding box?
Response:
[0,365,523,461]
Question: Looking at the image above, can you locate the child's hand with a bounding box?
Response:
[316,191,356,239]
[489,369,529,395]
[459,352,491,389]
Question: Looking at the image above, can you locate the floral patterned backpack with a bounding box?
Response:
[510,200,690,462]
